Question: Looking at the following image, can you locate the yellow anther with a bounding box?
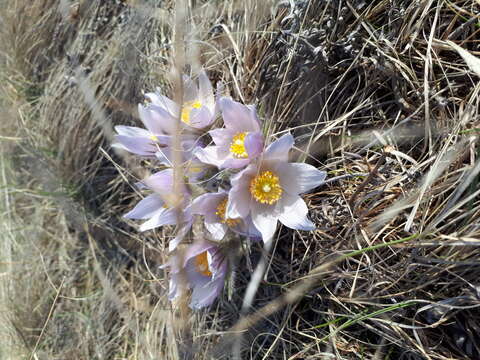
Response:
[181,100,202,124]
[250,170,282,205]
[194,251,212,277]
[229,132,248,159]
[215,198,241,227]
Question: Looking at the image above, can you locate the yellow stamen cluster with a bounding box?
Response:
[149,134,159,142]
[215,198,241,227]
[181,100,202,124]
[194,251,212,277]
[229,132,249,159]
[250,170,283,205]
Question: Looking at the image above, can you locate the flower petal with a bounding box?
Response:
[184,260,210,285]
[237,215,262,239]
[204,218,227,241]
[226,165,257,218]
[166,272,181,300]
[113,135,157,156]
[190,276,225,309]
[134,181,148,190]
[198,70,215,112]
[221,157,251,169]
[169,221,193,252]
[251,205,278,242]
[184,240,216,265]
[142,169,174,193]
[220,97,260,133]
[226,186,251,219]
[115,125,151,137]
[194,146,228,168]
[190,192,224,216]
[165,241,226,309]
[139,207,180,231]
[231,215,261,240]
[208,246,227,276]
[278,195,315,231]
[213,81,224,117]
[189,106,213,129]
[209,128,235,147]
[138,104,165,135]
[124,194,165,219]
[277,162,327,194]
[189,251,227,309]
[191,192,228,240]
[245,131,264,159]
[145,91,179,116]
[183,75,198,102]
[263,133,294,162]
[155,148,173,167]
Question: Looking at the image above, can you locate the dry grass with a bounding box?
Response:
[1,0,480,359]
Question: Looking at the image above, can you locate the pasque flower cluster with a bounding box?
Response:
[114,71,326,309]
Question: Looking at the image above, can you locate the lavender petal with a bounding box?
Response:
[139,207,179,231]
[141,169,174,193]
[123,194,165,219]
[277,162,327,195]
[244,131,264,159]
[145,91,179,115]
[220,97,260,133]
[209,128,235,148]
[263,133,294,162]
[113,135,157,156]
[115,125,151,137]
[251,205,278,242]
[198,70,215,112]
[194,146,228,168]
[190,106,213,129]
[278,195,315,231]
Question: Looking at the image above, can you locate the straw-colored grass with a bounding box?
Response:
[1,0,480,359]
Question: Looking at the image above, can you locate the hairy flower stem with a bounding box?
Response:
[172,0,191,353]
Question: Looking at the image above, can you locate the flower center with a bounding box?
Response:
[181,101,202,124]
[229,132,249,159]
[215,198,241,227]
[250,170,282,205]
[194,251,212,277]
[149,134,159,142]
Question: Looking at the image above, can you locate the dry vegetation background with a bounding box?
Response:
[1,0,480,359]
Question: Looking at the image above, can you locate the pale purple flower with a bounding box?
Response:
[190,190,261,241]
[124,168,192,251]
[145,71,216,131]
[164,241,227,309]
[113,97,195,156]
[113,71,215,155]
[226,133,327,242]
[112,120,172,157]
[194,97,264,169]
